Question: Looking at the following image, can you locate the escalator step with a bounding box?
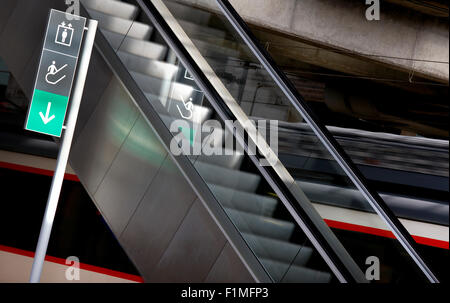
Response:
[81,0,139,20]
[164,0,213,26]
[242,233,313,267]
[193,150,244,170]
[260,258,331,283]
[157,114,225,148]
[130,71,193,102]
[118,51,178,80]
[209,183,276,216]
[195,161,260,193]
[101,30,167,60]
[224,208,294,241]
[88,9,153,40]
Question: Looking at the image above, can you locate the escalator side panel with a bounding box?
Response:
[205,242,256,282]
[145,199,225,282]
[74,47,115,141]
[70,77,140,196]
[119,155,197,280]
[70,72,256,282]
[93,115,169,236]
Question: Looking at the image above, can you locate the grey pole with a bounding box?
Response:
[29,19,97,283]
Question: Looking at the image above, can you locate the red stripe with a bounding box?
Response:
[411,234,449,250]
[1,160,448,250]
[0,161,79,181]
[324,219,449,250]
[0,244,144,283]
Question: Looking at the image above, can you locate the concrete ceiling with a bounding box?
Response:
[385,0,449,17]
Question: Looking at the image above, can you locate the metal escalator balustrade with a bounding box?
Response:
[79,0,341,282]
[79,0,439,282]
[211,0,440,282]
[142,0,439,282]
[139,0,368,282]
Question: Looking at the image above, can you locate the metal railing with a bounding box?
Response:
[139,0,369,282]
[214,0,439,283]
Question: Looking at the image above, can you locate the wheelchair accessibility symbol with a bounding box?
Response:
[177,96,194,120]
[45,61,67,85]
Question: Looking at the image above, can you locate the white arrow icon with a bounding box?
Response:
[39,102,56,124]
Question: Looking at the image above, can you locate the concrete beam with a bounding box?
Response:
[173,0,449,83]
[385,0,448,18]
[251,29,442,95]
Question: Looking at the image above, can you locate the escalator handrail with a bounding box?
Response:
[214,0,438,283]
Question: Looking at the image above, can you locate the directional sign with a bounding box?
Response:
[25,9,86,137]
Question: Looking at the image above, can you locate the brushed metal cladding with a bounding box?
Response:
[17,46,41,98]
[148,199,227,282]
[0,0,57,84]
[0,1,17,39]
[94,115,168,235]
[205,242,256,283]
[70,77,139,194]
[120,155,198,280]
[74,48,114,140]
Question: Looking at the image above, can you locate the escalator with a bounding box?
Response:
[0,0,441,283]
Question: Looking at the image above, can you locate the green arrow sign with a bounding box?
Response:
[26,90,69,136]
[25,10,86,137]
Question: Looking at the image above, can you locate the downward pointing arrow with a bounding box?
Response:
[39,102,56,125]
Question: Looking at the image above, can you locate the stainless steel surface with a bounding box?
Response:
[70,77,139,194]
[94,116,168,235]
[205,242,256,283]
[17,47,43,98]
[120,155,199,280]
[148,199,228,282]
[74,48,113,140]
[0,0,17,33]
[263,258,331,283]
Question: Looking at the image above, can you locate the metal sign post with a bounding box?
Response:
[28,10,97,283]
